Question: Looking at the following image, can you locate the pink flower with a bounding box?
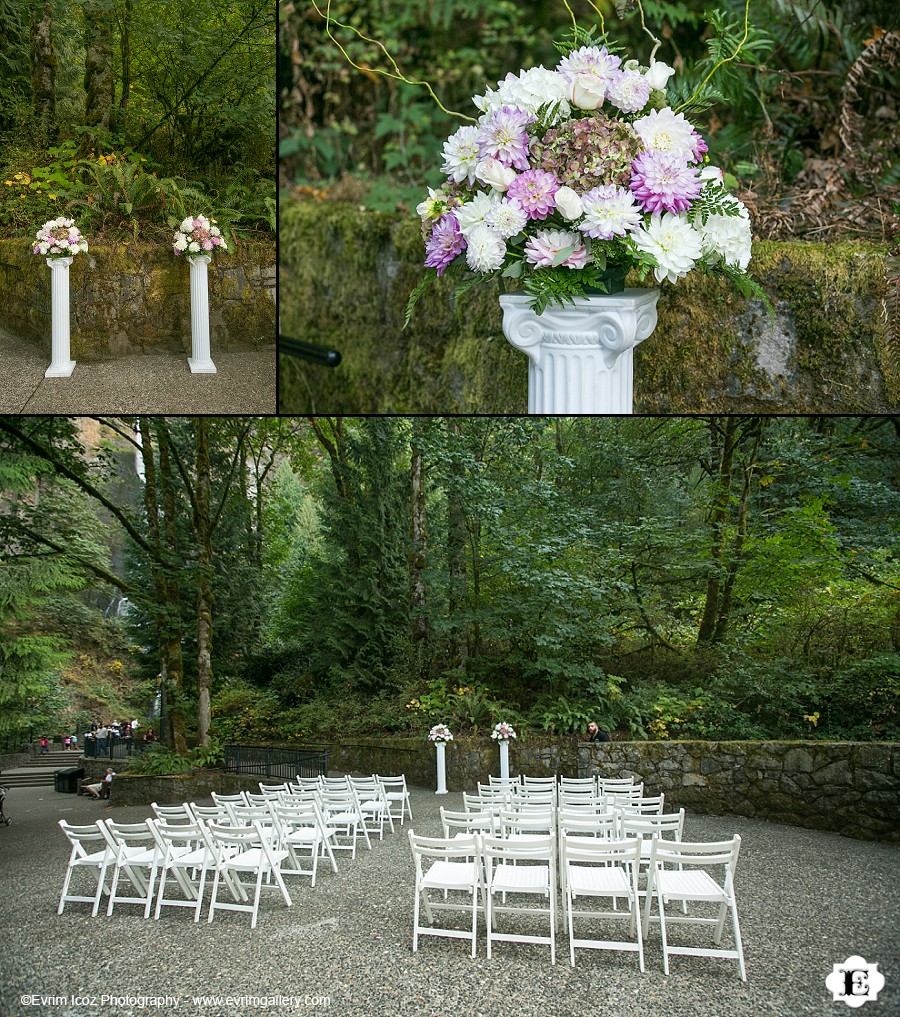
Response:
[424,213,465,276]
[505,169,559,220]
[630,150,702,214]
[524,229,589,269]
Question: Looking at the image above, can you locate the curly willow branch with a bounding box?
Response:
[674,0,752,114]
[312,0,474,123]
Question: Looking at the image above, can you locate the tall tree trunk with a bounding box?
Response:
[409,433,427,664]
[446,419,468,673]
[156,421,188,755]
[114,0,132,132]
[194,419,214,746]
[712,424,765,642]
[83,0,114,143]
[29,2,56,141]
[697,418,740,644]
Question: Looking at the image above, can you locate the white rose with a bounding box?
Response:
[569,72,605,110]
[475,157,517,192]
[645,61,676,91]
[554,186,584,220]
[700,165,725,185]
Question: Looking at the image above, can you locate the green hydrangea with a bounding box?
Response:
[531,115,643,192]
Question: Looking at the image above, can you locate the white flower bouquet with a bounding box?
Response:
[408,30,766,319]
[32,217,88,259]
[491,722,517,741]
[173,215,227,257]
[428,723,454,743]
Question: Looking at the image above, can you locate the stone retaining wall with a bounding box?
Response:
[0,752,30,773]
[279,201,897,414]
[0,239,275,358]
[95,737,898,840]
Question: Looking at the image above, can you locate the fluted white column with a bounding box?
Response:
[45,256,76,378]
[499,739,510,780]
[435,741,448,794]
[500,289,660,414]
[188,254,217,374]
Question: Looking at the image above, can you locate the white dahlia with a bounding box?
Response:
[465,224,507,272]
[455,191,500,236]
[441,125,481,186]
[486,198,528,239]
[697,196,752,271]
[631,212,703,284]
[579,185,643,239]
[631,107,701,161]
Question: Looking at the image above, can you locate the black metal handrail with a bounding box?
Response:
[223,744,329,779]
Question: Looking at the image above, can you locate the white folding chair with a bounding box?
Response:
[206,821,293,929]
[482,834,557,964]
[440,808,495,839]
[349,776,395,839]
[559,777,596,793]
[378,775,413,825]
[521,775,558,792]
[619,809,686,871]
[609,793,666,816]
[643,836,746,981]
[270,800,339,887]
[99,819,164,918]
[556,809,621,897]
[189,802,232,825]
[258,782,292,797]
[150,802,195,824]
[562,834,645,970]
[408,831,483,958]
[318,787,372,857]
[57,820,114,916]
[487,775,521,789]
[147,819,215,922]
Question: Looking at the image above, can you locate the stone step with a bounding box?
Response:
[0,771,58,788]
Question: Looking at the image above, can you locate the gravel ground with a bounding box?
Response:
[0,783,897,1017]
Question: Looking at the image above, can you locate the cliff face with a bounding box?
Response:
[279,200,897,414]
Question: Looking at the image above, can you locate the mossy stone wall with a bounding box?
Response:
[0,239,275,357]
[279,200,897,413]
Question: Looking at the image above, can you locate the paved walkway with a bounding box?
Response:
[0,783,896,1017]
[0,324,276,414]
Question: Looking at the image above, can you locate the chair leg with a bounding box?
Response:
[731,898,747,981]
[658,890,670,975]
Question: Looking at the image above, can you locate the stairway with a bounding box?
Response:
[0,750,82,788]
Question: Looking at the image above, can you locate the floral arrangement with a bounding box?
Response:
[173,215,227,257]
[32,217,88,259]
[409,30,764,318]
[428,723,454,743]
[491,722,517,741]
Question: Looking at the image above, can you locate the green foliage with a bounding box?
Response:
[126,743,194,775]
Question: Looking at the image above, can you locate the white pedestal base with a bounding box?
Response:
[500,289,660,414]
[499,738,510,780]
[45,256,76,378]
[188,254,217,374]
[435,741,448,795]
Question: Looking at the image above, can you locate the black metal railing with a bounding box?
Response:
[83,737,150,760]
[223,744,329,780]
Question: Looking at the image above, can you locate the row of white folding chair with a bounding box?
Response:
[161,798,341,885]
[409,829,557,963]
[57,817,293,929]
[410,826,744,978]
[287,773,413,830]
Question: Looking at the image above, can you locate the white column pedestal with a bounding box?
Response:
[45,256,76,378]
[435,741,448,794]
[188,254,217,374]
[499,739,510,781]
[500,289,660,414]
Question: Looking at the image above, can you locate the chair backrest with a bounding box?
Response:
[211,791,248,807]
[487,775,521,788]
[481,832,555,862]
[557,808,619,839]
[408,830,479,864]
[619,809,685,843]
[508,789,556,809]
[559,777,596,791]
[440,807,494,837]
[227,803,276,828]
[294,776,322,791]
[58,819,109,857]
[189,802,232,824]
[206,820,274,861]
[320,776,350,791]
[150,802,194,823]
[521,776,557,790]
[608,793,665,815]
[98,819,157,858]
[649,836,741,884]
[258,782,291,798]
[597,777,643,795]
[148,817,210,855]
[561,833,642,867]
[476,783,513,799]
[496,808,554,838]
[557,790,605,811]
